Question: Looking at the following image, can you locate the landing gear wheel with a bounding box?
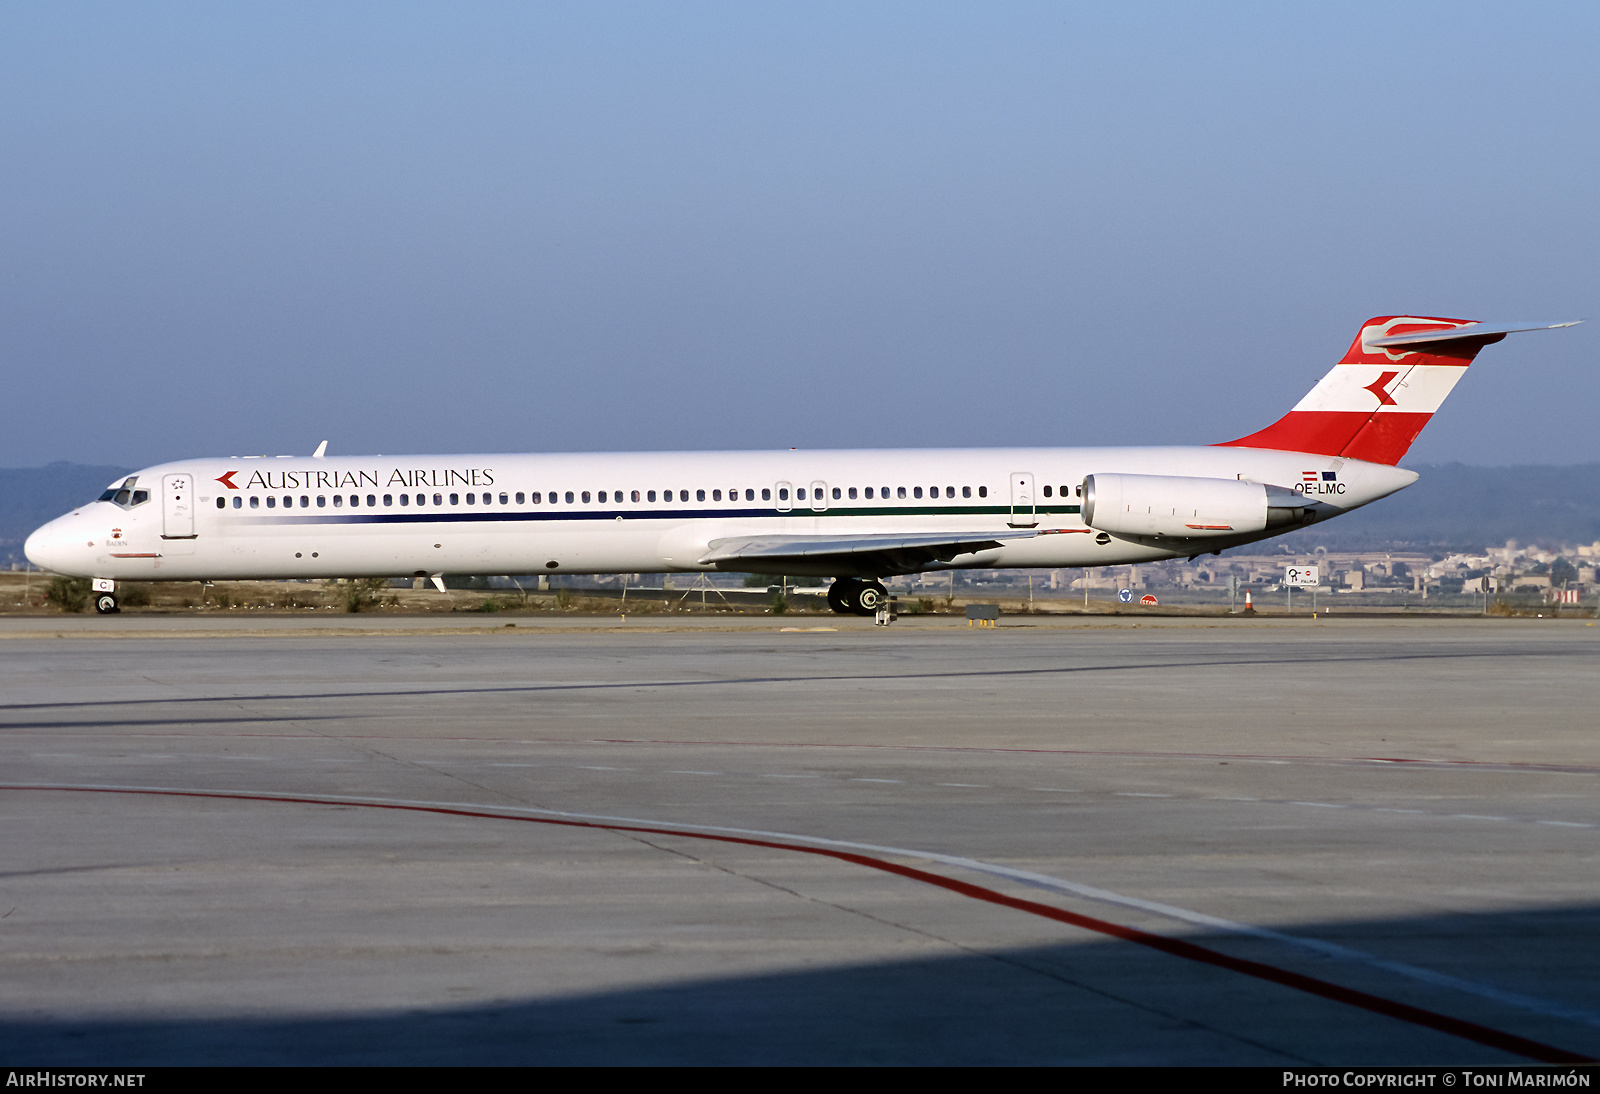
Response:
[855,581,888,615]
[827,580,856,614]
[94,593,119,614]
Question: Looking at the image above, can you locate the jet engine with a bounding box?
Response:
[1080,473,1309,540]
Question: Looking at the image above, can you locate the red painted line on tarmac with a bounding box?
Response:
[4,783,1592,1064]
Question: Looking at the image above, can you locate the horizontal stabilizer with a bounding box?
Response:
[1367,319,1581,348]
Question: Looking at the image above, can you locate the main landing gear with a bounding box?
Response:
[827,578,888,617]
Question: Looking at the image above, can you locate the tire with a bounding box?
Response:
[94,593,119,614]
[827,579,857,614]
[856,582,888,615]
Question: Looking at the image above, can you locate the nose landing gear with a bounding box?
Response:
[91,578,118,614]
[827,578,890,617]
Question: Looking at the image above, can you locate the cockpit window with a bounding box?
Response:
[99,478,151,510]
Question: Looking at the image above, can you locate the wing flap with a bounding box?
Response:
[699,530,1037,576]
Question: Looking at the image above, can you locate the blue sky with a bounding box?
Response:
[3,2,1596,467]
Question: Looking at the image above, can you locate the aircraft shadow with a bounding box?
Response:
[3,903,1598,1066]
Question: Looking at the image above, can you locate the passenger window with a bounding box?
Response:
[848,487,857,499]
[450,493,460,505]
[679,490,689,502]
[745,489,755,501]
[761,488,771,501]
[797,488,806,501]
[465,493,474,505]
[647,490,656,502]
[581,491,590,503]
[515,492,524,504]
[432,493,442,506]
[913,487,922,499]
[267,496,277,509]
[499,492,508,504]
[1043,485,1053,498]
[301,496,310,508]
[945,486,954,498]
[833,487,842,500]
[318,496,327,507]
[384,495,393,506]
[367,495,376,507]
[400,494,410,507]
[897,487,906,499]
[333,495,343,507]
[978,486,988,498]
[233,497,242,509]
[962,486,971,498]
[564,491,574,504]
[216,497,226,509]
[864,487,873,499]
[778,488,789,501]
[630,490,639,502]
[712,489,721,501]
[530,492,541,504]
[250,496,260,508]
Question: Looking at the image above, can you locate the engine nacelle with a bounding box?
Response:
[1080,473,1308,540]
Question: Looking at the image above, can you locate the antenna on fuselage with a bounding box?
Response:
[312,440,328,459]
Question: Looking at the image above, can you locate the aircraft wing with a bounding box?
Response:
[699,530,1038,577]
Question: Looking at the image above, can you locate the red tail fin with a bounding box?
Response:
[1216,316,1527,465]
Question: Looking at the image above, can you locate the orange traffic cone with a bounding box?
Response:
[1242,588,1255,614]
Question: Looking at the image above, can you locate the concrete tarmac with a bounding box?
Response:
[1,615,1598,1064]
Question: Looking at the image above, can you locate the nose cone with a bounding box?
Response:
[24,514,79,575]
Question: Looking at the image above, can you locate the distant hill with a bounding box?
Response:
[4,461,1598,566]
[1,463,132,563]
[1274,463,1600,553]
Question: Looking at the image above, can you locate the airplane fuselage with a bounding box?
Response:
[24,444,1415,583]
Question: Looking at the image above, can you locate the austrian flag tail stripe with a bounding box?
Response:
[1216,315,1487,465]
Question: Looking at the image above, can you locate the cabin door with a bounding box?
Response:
[1009,472,1037,528]
[162,474,197,538]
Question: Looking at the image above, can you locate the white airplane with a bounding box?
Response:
[25,315,1579,616]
